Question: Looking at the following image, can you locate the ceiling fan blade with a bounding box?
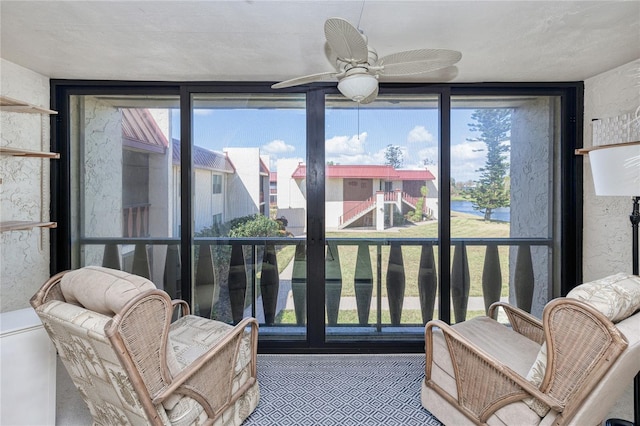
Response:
[324,42,339,68]
[324,17,368,63]
[378,66,459,82]
[359,85,379,105]
[271,71,339,89]
[379,49,462,76]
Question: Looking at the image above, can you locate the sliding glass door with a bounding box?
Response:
[55,81,581,352]
[189,93,307,341]
[324,94,440,341]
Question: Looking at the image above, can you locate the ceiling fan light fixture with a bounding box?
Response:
[337,73,378,102]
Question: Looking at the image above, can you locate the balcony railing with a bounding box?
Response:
[81,236,551,335]
[122,203,150,238]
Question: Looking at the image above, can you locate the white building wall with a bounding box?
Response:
[583,59,640,280]
[425,166,439,219]
[325,178,344,229]
[193,168,213,233]
[172,164,181,236]
[0,59,53,311]
[276,158,306,209]
[212,188,225,219]
[225,147,261,219]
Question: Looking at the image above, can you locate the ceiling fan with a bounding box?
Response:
[271,17,462,104]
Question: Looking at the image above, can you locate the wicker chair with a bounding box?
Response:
[30,266,259,426]
[421,274,640,426]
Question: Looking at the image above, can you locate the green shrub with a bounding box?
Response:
[228,214,281,237]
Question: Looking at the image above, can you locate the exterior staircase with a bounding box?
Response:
[338,196,376,229]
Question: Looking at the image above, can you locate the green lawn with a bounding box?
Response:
[277,309,488,325]
[320,213,510,298]
[272,213,511,326]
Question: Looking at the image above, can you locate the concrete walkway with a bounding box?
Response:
[247,257,508,322]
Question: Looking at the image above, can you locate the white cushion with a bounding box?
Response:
[566,273,640,322]
[60,266,156,316]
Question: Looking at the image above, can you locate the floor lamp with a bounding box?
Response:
[577,140,640,426]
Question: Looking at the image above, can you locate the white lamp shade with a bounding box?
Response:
[589,142,640,196]
[337,74,378,102]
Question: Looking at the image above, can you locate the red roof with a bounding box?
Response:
[291,164,435,181]
[122,109,169,154]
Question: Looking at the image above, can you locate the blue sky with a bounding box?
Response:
[173,106,492,182]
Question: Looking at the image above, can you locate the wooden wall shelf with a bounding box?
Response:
[0,95,58,115]
[1,95,58,233]
[0,221,57,232]
[0,147,60,159]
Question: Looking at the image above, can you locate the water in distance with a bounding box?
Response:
[451,200,510,222]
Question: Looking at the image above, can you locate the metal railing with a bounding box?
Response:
[81,235,551,335]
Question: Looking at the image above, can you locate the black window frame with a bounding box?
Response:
[50,80,583,354]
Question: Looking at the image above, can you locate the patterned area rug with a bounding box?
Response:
[243,354,443,426]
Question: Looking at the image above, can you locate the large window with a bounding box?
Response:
[52,82,582,352]
[190,93,307,340]
[448,96,560,323]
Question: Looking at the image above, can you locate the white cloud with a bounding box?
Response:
[262,139,295,154]
[325,132,367,156]
[325,132,395,165]
[451,141,486,181]
[407,125,434,143]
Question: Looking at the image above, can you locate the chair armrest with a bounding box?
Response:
[489,302,544,345]
[425,320,562,423]
[154,317,259,418]
[171,299,190,317]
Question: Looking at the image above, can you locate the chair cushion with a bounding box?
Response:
[429,316,542,422]
[162,315,253,411]
[60,266,156,316]
[566,273,640,322]
[524,342,551,416]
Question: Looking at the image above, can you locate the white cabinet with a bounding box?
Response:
[0,308,56,425]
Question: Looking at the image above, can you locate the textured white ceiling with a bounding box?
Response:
[1,0,638,83]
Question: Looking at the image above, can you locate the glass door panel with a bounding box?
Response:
[69,94,182,297]
[449,96,560,322]
[324,94,440,341]
[190,94,306,340]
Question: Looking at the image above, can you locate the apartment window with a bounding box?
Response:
[212,174,222,194]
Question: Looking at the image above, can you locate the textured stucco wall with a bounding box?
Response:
[80,97,123,266]
[509,97,555,317]
[0,59,53,311]
[583,59,640,280]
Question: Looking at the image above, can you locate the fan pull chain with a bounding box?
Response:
[357,103,360,141]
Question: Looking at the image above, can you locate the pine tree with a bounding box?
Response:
[384,144,403,169]
[465,109,511,221]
